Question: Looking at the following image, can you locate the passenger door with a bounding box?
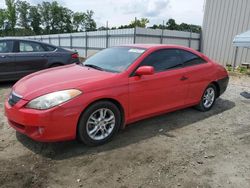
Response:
[128,49,188,121]
[179,49,212,105]
[15,40,48,78]
[0,40,16,81]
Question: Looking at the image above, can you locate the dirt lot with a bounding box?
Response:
[0,75,250,188]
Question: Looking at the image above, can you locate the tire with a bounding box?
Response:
[77,101,121,146]
[196,84,217,112]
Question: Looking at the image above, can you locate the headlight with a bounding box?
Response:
[26,89,82,110]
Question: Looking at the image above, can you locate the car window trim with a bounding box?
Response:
[129,48,184,77]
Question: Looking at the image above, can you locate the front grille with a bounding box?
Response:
[8,91,22,106]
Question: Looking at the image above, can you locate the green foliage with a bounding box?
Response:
[130,18,149,28]
[1,0,97,36]
[237,66,248,74]
[73,12,86,31]
[85,10,96,31]
[29,6,41,35]
[5,0,17,34]
[16,0,30,29]
[0,9,6,29]
[1,1,201,36]
[118,18,150,29]
[226,64,250,75]
[226,65,232,72]
[150,18,201,33]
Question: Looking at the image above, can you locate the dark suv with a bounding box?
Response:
[0,38,80,81]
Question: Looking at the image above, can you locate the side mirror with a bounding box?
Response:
[135,66,154,76]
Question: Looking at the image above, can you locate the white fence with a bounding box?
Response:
[23,27,201,57]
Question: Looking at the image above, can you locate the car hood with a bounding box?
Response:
[13,64,117,100]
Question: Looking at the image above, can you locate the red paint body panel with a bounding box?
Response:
[5,44,229,142]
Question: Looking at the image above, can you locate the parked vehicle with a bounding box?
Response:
[0,38,79,81]
[5,44,229,146]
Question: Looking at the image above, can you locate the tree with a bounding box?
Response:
[166,18,178,30]
[38,1,51,34]
[58,7,73,33]
[73,12,86,32]
[85,10,96,31]
[0,9,6,30]
[16,1,30,29]
[189,24,201,33]
[5,0,17,34]
[149,19,201,33]
[130,18,149,28]
[29,6,41,34]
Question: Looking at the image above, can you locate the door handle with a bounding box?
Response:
[1,55,6,58]
[180,76,188,81]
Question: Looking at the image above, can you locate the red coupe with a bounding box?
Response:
[5,44,229,146]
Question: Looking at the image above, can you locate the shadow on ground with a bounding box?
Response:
[16,98,235,160]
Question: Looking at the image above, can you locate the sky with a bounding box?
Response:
[0,0,205,27]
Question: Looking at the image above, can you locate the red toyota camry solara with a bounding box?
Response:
[5,44,229,146]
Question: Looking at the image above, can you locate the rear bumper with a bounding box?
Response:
[217,76,229,96]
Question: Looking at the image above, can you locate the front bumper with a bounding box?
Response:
[5,99,82,142]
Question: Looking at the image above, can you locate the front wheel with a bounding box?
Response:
[196,84,217,112]
[77,101,121,146]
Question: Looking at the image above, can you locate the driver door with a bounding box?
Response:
[128,49,188,122]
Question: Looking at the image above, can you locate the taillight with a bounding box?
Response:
[71,53,79,59]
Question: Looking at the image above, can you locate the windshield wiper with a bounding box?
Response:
[84,64,104,71]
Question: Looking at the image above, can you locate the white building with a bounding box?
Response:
[202,0,250,66]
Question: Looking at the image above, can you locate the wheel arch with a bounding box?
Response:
[210,81,220,98]
[77,98,126,134]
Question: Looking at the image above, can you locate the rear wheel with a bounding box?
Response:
[77,101,121,146]
[196,84,217,112]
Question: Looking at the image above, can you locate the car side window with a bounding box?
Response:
[0,41,14,53]
[140,49,183,72]
[179,50,206,67]
[46,45,56,51]
[19,41,46,52]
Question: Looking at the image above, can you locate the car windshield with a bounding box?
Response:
[83,47,146,73]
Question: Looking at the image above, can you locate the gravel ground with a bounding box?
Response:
[0,75,250,188]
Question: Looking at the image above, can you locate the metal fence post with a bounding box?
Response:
[199,30,202,52]
[70,34,73,49]
[85,32,88,58]
[188,30,192,47]
[106,21,109,48]
[106,30,109,48]
[58,35,61,46]
[161,21,164,44]
[233,47,238,71]
[133,27,137,44]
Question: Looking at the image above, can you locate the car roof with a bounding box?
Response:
[121,44,205,57]
[0,37,57,47]
[121,44,194,50]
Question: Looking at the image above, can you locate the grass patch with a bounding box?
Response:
[226,65,250,75]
